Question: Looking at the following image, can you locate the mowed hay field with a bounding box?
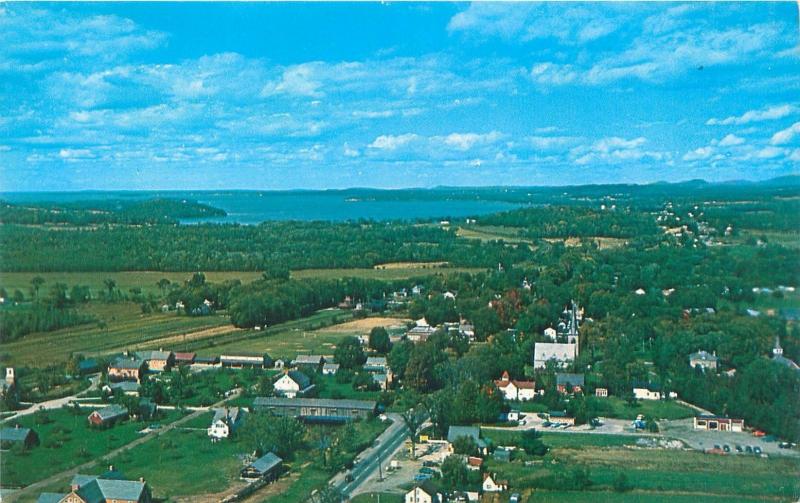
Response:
[1,302,235,367]
[0,266,486,297]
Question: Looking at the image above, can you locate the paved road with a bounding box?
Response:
[328,413,409,499]
[5,390,240,503]
[4,375,103,422]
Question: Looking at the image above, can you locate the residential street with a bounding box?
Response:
[328,413,409,498]
[4,374,103,422]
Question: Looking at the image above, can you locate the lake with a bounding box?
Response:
[1,190,525,224]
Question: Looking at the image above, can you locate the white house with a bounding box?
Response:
[493,371,536,401]
[482,473,508,493]
[405,482,442,503]
[273,371,313,398]
[207,407,245,441]
[689,350,718,372]
[543,327,557,340]
[322,363,340,375]
[633,387,661,401]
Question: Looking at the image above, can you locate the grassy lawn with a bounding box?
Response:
[102,427,244,500]
[593,397,695,420]
[1,407,183,487]
[292,267,485,280]
[528,491,774,503]
[483,430,647,449]
[0,302,232,367]
[351,493,404,503]
[482,442,800,500]
[195,309,354,360]
[316,374,384,401]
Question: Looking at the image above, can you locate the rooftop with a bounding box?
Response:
[254,396,377,411]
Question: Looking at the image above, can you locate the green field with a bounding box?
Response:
[1,302,233,367]
[292,267,485,280]
[527,491,777,503]
[351,493,404,503]
[483,430,647,449]
[1,407,183,487]
[482,440,800,501]
[596,397,695,420]
[194,309,355,361]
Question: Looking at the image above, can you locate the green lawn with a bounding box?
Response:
[1,407,183,487]
[316,374,384,401]
[528,491,776,503]
[1,302,232,367]
[482,441,800,500]
[195,309,354,361]
[351,493,404,503]
[101,427,244,499]
[292,267,485,281]
[483,430,647,449]
[593,397,695,420]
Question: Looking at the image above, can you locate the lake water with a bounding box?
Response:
[1,190,524,224]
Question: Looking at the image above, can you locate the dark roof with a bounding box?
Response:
[78,359,99,371]
[286,370,312,389]
[493,448,512,461]
[249,452,283,474]
[293,354,324,364]
[84,478,146,502]
[689,351,718,362]
[253,396,377,411]
[549,410,571,418]
[91,404,128,421]
[556,373,585,386]
[136,350,172,361]
[0,426,34,442]
[110,357,144,370]
[413,480,441,497]
[109,381,140,392]
[194,355,219,363]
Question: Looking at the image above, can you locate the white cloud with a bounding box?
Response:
[526,135,577,150]
[368,134,419,150]
[571,136,664,165]
[707,104,798,126]
[770,121,800,145]
[717,134,745,147]
[755,146,784,159]
[260,64,322,98]
[343,143,359,157]
[683,146,714,161]
[437,131,502,151]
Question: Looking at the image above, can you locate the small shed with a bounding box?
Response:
[241,452,283,481]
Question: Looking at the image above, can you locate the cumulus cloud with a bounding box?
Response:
[437,131,502,151]
[368,134,419,150]
[707,104,798,126]
[770,121,800,145]
[717,134,745,147]
[683,146,715,161]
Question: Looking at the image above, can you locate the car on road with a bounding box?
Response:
[344,473,354,482]
[542,421,552,427]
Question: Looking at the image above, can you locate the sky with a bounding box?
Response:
[1,1,799,191]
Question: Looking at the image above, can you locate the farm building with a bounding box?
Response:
[174,352,196,365]
[108,357,146,383]
[221,353,273,369]
[0,425,39,449]
[36,473,151,503]
[253,397,377,422]
[240,452,283,481]
[291,354,325,371]
[88,404,129,428]
[135,350,174,372]
[273,371,314,398]
[208,407,245,440]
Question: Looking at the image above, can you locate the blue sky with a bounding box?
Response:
[1,2,799,191]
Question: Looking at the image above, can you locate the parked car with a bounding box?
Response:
[423,460,438,467]
[735,445,743,453]
[419,467,436,475]
[723,445,731,453]
[510,494,521,503]
[753,446,762,455]
[745,446,753,454]
[778,442,793,449]
[542,421,552,427]
[345,473,354,482]
[414,473,433,482]
[714,444,721,450]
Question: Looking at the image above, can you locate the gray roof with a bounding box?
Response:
[253,396,377,411]
[91,404,128,421]
[365,356,387,367]
[322,363,340,371]
[36,493,64,503]
[286,370,312,389]
[213,407,243,424]
[88,478,146,502]
[249,452,283,473]
[1,426,33,442]
[556,373,585,386]
[109,381,140,392]
[773,355,800,371]
[689,350,718,362]
[136,350,172,361]
[293,354,324,364]
[447,426,485,447]
[111,357,145,370]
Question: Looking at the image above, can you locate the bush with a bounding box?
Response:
[613,472,632,492]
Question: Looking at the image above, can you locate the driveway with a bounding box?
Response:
[4,374,102,422]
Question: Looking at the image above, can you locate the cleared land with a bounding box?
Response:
[1,303,232,367]
[315,317,409,333]
[292,267,484,280]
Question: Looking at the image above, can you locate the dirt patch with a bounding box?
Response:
[374,261,449,269]
[137,324,243,349]
[316,317,411,334]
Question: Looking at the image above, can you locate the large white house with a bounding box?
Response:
[273,371,313,398]
[533,342,577,369]
[633,387,661,400]
[493,371,536,401]
[405,482,441,503]
[207,407,245,440]
[482,473,508,493]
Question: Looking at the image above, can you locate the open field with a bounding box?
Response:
[483,441,800,501]
[194,309,354,360]
[1,302,232,367]
[1,407,183,488]
[595,397,695,420]
[456,225,532,244]
[526,490,778,503]
[314,316,410,333]
[292,267,485,280]
[483,430,648,449]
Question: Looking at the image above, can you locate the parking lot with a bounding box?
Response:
[659,418,799,457]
